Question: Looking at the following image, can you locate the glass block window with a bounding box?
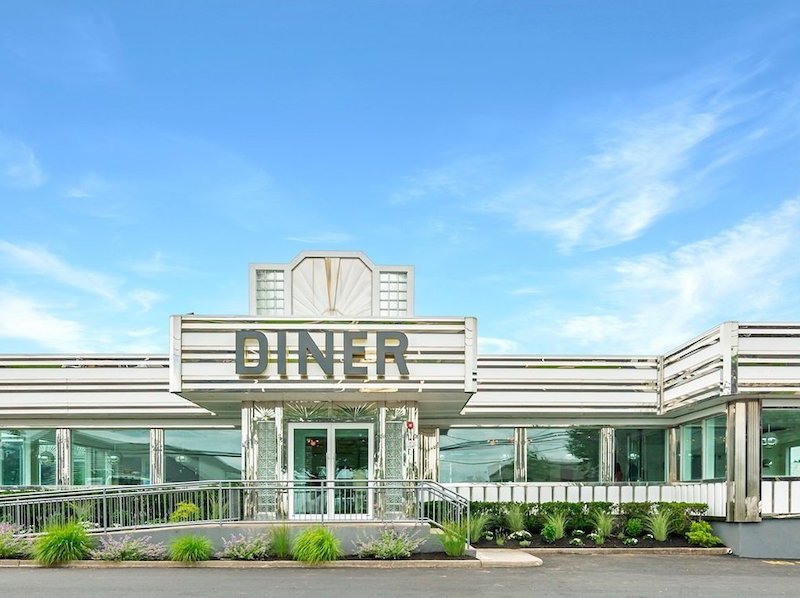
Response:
[255,269,286,315]
[379,271,409,316]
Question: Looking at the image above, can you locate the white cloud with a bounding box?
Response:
[130,289,162,312]
[479,336,522,354]
[0,241,124,306]
[510,286,540,296]
[0,291,87,352]
[128,251,168,275]
[287,232,354,244]
[0,133,45,188]
[556,198,800,353]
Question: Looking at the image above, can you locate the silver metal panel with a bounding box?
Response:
[150,428,164,484]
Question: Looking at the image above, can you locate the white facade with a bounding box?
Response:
[2,251,800,524]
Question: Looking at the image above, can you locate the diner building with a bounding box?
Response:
[2,251,800,556]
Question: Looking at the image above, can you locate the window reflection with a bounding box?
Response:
[762,409,800,478]
[614,429,666,482]
[527,428,600,482]
[71,429,150,486]
[164,429,241,482]
[0,429,57,486]
[439,428,514,483]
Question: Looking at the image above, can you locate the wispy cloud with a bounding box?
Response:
[479,336,522,354]
[391,56,800,252]
[554,198,800,353]
[0,132,45,188]
[0,241,124,306]
[287,232,354,244]
[0,242,163,315]
[0,291,87,352]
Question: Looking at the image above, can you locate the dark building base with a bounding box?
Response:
[713,519,800,558]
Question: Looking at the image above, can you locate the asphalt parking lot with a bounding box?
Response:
[2,555,799,597]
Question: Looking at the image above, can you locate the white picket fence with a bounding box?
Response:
[761,480,800,515]
[443,482,728,517]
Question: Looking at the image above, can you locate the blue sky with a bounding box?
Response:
[1,1,800,356]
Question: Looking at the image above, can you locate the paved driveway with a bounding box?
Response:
[2,555,799,597]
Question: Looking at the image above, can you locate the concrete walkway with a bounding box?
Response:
[474,548,543,567]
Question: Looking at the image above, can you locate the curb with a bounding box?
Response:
[522,547,732,556]
[0,557,537,569]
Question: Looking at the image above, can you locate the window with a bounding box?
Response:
[705,415,727,480]
[0,429,56,486]
[614,429,666,482]
[762,409,800,477]
[255,269,285,315]
[679,422,703,481]
[379,271,409,316]
[527,428,600,482]
[164,429,241,482]
[438,428,514,483]
[71,429,150,486]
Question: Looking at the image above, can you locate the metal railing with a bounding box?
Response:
[0,479,469,537]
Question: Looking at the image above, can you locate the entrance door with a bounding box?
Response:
[288,423,373,519]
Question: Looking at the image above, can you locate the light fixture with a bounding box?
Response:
[175,454,188,464]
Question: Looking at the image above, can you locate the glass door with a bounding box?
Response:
[288,424,372,519]
[333,427,370,517]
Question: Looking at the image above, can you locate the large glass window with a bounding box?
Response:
[0,430,57,486]
[71,429,150,485]
[762,409,800,478]
[439,428,514,483]
[705,415,727,480]
[679,422,703,481]
[164,429,242,482]
[527,428,600,482]
[614,429,666,482]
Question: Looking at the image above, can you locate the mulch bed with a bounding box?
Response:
[473,535,693,549]
[342,552,475,561]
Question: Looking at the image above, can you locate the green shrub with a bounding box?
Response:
[624,517,644,537]
[91,535,165,561]
[440,520,468,557]
[169,502,202,523]
[591,511,615,545]
[505,503,528,533]
[542,511,567,541]
[33,522,94,566]
[270,525,292,559]
[656,502,707,534]
[0,523,31,559]
[355,527,425,560]
[292,526,342,564]
[686,521,722,548]
[644,510,677,542]
[541,523,558,544]
[168,535,213,562]
[221,532,272,560]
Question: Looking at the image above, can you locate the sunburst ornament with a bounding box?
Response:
[291,256,373,316]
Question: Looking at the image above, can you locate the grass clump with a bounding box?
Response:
[440,520,468,557]
[169,502,202,523]
[221,532,272,560]
[168,534,213,562]
[33,521,94,566]
[356,527,425,560]
[292,526,342,564]
[504,503,527,533]
[91,535,165,561]
[541,511,567,542]
[0,523,32,559]
[469,512,491,543]
[591,511,615,545]
[645,510,677,542]
[685,521,722,548]
[270,525,292,559]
